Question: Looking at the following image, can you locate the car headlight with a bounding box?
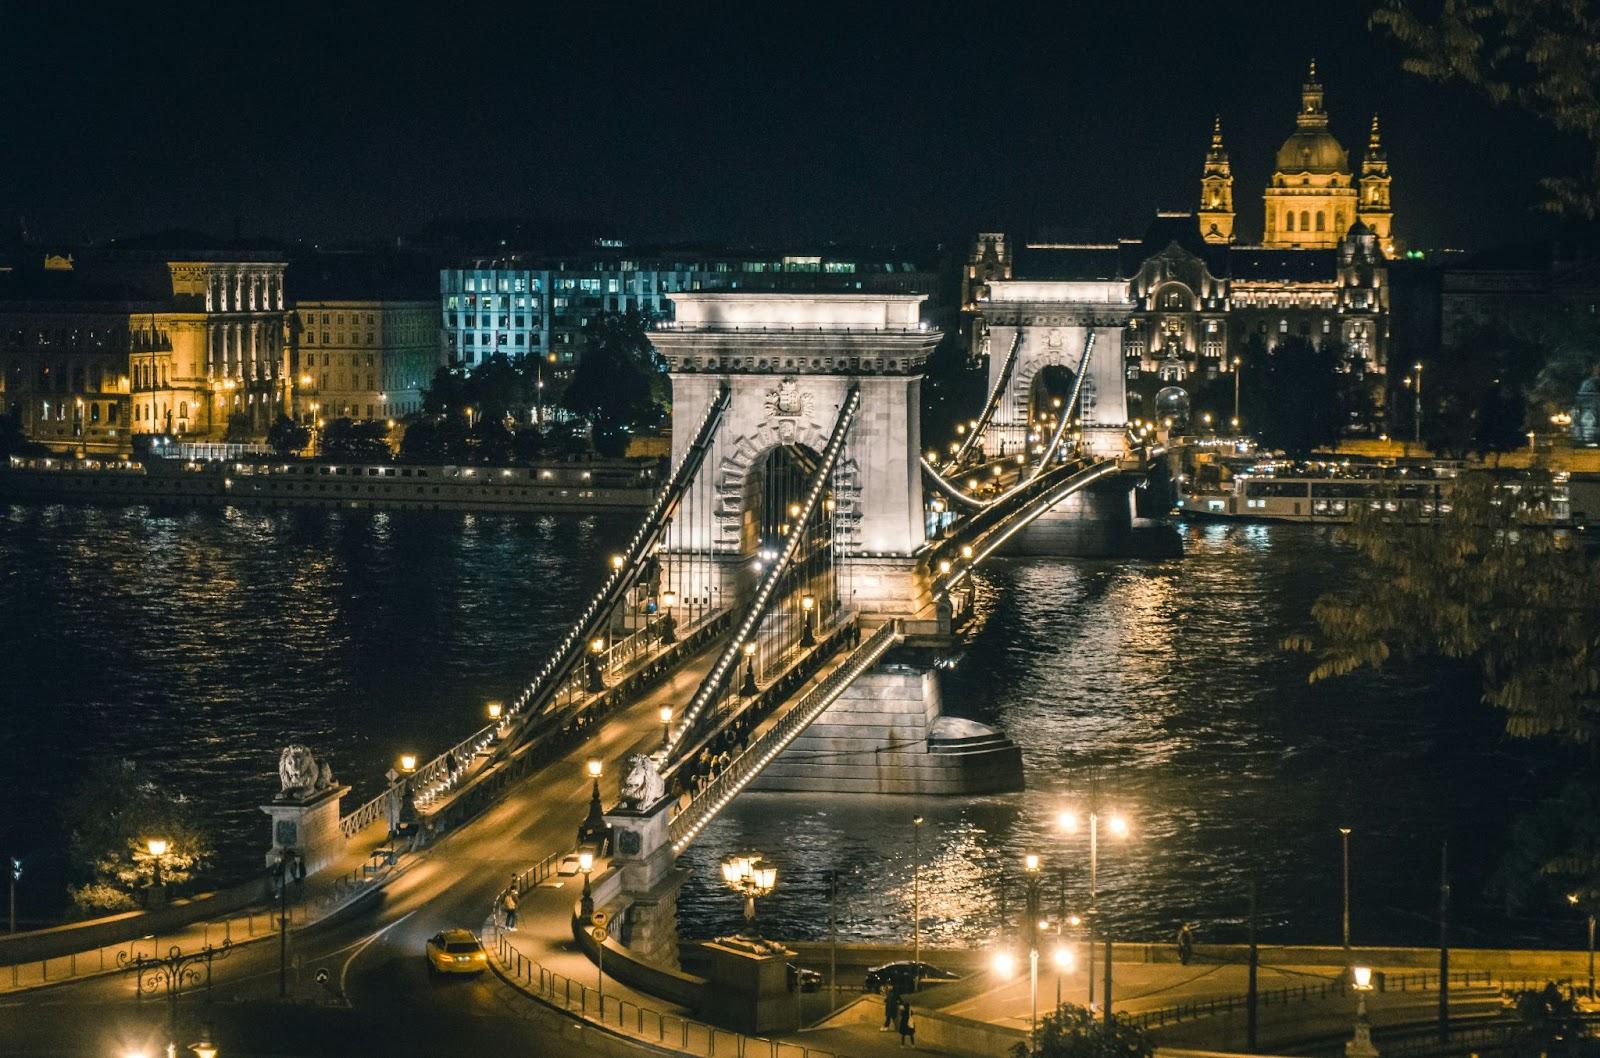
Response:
[474,952,487,961]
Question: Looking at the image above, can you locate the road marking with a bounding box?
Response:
[339,909,418,1005]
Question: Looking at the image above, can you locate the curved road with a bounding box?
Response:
[3,649,723,1058]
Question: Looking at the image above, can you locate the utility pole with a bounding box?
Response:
[8,856,20,933]
[913,817,923,991]
[1247,877,1259,1053]
[1340,827,1352,975]
[828,869,838,1012]
[1438,841,1450,1044]
[1413,361,1424,446]
[1103,936,1113,1034]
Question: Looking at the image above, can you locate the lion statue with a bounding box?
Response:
[618,753,666,808]
[277,745,319,799]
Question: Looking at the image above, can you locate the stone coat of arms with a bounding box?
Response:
[763,378,815,444]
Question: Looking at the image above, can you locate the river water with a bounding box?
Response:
[0,504,1570,948]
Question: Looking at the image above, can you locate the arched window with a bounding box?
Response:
[1335,211,1345,232]
[1300,210,1311,231]
[1286,212,1296,232]
[178,401,187,420]
[1315,211,1326,231]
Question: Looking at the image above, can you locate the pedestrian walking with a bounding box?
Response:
[502,886,519,931]
[882,984,898,1031]
[1177,921,1194,965]
[897,1000,915,1047]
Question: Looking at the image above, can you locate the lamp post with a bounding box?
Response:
[1568,893,1596,999]
[1346,965,1378,1058]
[579,759,607,849]
[272,849,301,998]
[1340,827,1353,973]
[1232,356,1243,430]
[660,591,678,644]
[658,706,673,751]
[1053,943,1074,1013]
[800,594,817,648]
[1024,853,1042,1053]
[720,855,777,938]
[1057,808,1129,1010]
[1413,362,1424,446]
[146,838,169,906]
[579,850,595,918]
[8,855,19,933]
[740,641,758,697]
[587,636,607,693]
[912,817,924,990]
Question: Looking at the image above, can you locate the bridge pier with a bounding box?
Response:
[1003,475,1182,559]
[747,655,1023,795]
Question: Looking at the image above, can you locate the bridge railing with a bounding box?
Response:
[337,386,734,839]
[669,619,903,853]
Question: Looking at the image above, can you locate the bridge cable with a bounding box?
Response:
[664,385,862,762]
[496,383,734,754]
[1025,330,1096,482]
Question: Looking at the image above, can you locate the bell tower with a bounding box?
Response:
[1198,115,1235,244]
[1358,114,1396,256]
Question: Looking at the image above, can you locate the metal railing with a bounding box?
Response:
[669,619,902,853]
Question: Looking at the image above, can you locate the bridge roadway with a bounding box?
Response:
[0,643,739,1058]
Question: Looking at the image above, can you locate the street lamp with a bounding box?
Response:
[800,594,817,648]
[1024,854,1043,1052]
[1413,361,1424,446]
[1232,356,1243,429]
[1052,944,1075,1011]
[487,701,503,721]
[740,641,758,696]
[587,636,607,693]
[1340,827,1353,971]
[1057,807,1130,1010]
[1346,965,1378,1058]
[658,706,673,750]
[579,850,595,918]
[189,1028,218,1058]
[660,591,678,644]
[913,817,924,989]
[145,838,169,894]
[1568,893,1596,999]
[579,759,607,848]
[721,855,777,938]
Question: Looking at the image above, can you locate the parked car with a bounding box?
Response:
[863,961,961,994]
[425,929,488,975]
[788,965,822,993]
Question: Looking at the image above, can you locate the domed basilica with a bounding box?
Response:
[965,64,1397,386]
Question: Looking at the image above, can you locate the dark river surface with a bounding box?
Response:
[0,503,1572,948]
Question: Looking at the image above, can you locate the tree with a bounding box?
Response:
[1285,473,1600,901]
[560,312,666,457]
[1015,1004,1153,1058]
[320,418,392,463]
[1372,0,1600,218]
[62,760,213,914]
[0,411,43,458]
[223,412,253,444]
[1232,335,1346,456]
[266,414,311,457]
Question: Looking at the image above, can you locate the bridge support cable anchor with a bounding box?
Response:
[664,386,862,762]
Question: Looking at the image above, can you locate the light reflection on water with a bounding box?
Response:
[678,522,1565,948]
[0,508,1567,946]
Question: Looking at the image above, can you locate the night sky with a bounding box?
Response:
[0,0,1571,250]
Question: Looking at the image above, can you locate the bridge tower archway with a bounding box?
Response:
[653,292,941,619]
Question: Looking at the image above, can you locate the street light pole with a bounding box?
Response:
[274,849,300,999]
[1025,854,1041,1055]
[913,817,923,991]
[1413,362,1424,446]
[1232,356,1243,431]
[1340,827,1352,974]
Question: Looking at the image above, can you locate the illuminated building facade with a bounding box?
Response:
[292,300,438,424]
[0,249,290,451]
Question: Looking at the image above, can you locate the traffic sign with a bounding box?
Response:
[591,910,608,927]
[591,926,608,943]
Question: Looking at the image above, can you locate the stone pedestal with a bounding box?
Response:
[261,785,349,877]
[621,868,689,971]
[698,936,799,1035]
[603,795,676,896]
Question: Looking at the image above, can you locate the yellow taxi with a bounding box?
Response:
[425,929,488,975]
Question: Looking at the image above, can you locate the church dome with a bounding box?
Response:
[1275,129,1349,174]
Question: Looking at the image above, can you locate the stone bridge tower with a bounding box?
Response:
[652,292,940,618]
[975,278,1133,460]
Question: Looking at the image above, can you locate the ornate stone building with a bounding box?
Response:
[965,66,1395,393]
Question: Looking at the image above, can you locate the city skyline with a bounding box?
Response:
[0,1,1574,251]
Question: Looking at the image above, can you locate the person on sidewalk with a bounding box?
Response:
[502,886,519,932]
[897,1000,915,1047]
[881,983,898,1031]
